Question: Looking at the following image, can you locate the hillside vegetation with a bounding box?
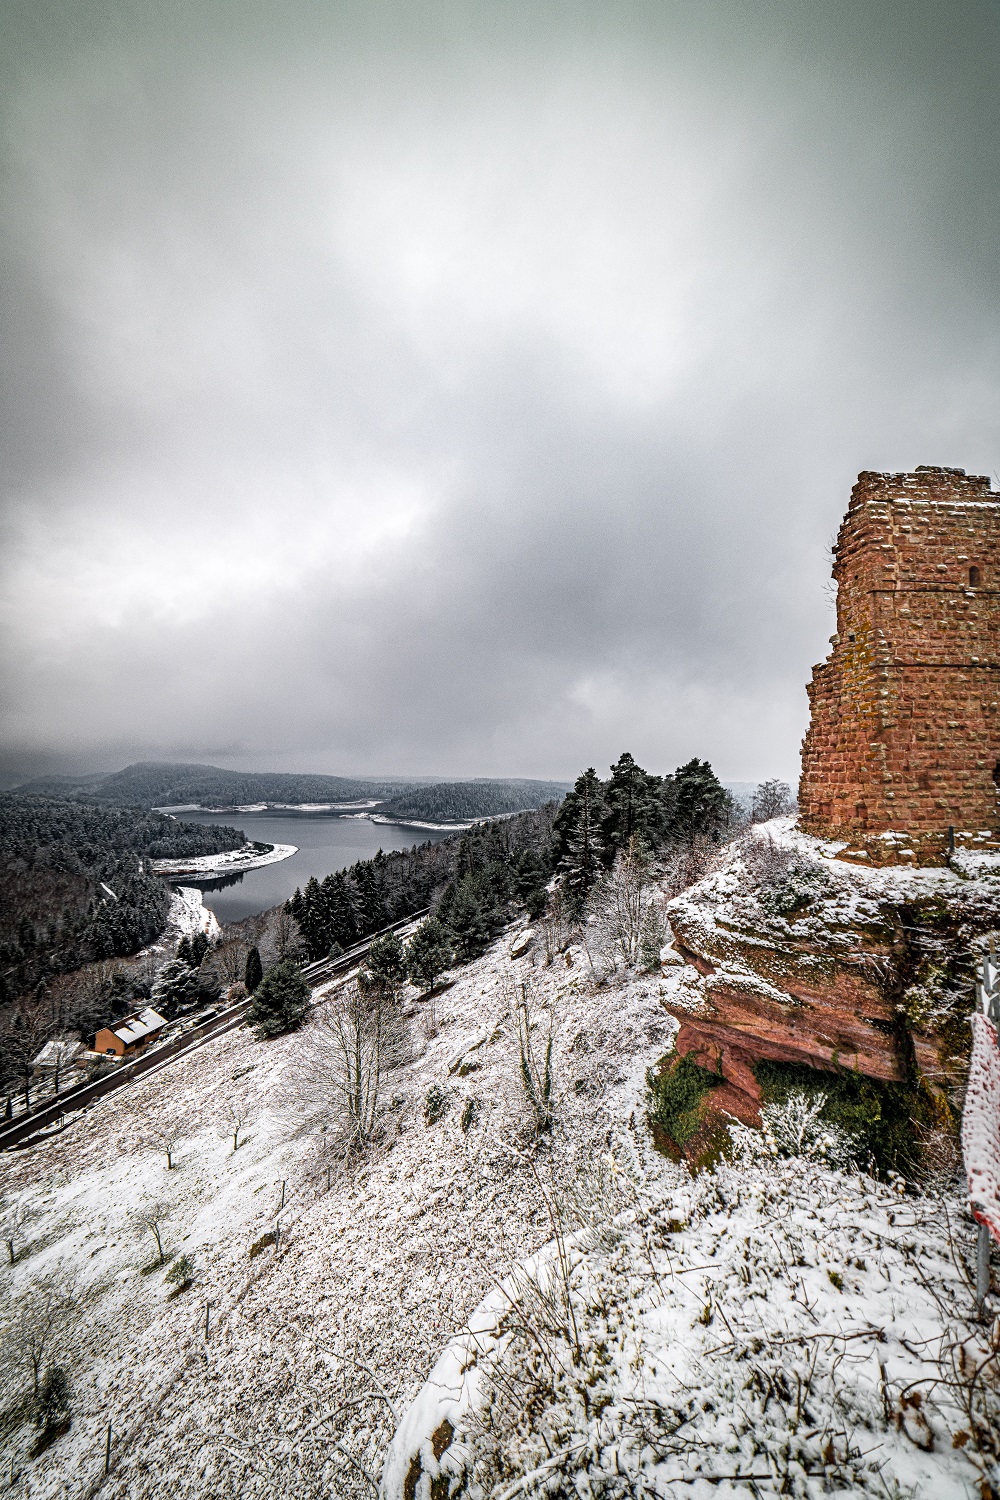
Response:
[375,778,568,822]
[0,794,243,1002]
[17,762,412,809]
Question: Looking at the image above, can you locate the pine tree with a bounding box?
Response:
[603,752,664,857]
[247,959,310,1039]
[405,918,452,994]
[244,946,263,994]
[558,768,605,918]
[447,879,492,962]
[670,758,731,843]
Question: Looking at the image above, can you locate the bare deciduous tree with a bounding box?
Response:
[264,906,306,964]
[507,978,557,1136]
[584,837,652,973]
[143,1121,186,1170]
[750,779,796,823]
[219,1097,250,1152]
[1,1195,33,1265]
[8,1276,76,1396]
[302,981,408,1154]
[211,936,250,987]
[134,1200,173,1266]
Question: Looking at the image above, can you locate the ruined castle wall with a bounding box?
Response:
[799,467,1000,860]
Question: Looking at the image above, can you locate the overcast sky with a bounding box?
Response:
[2,0,999,787]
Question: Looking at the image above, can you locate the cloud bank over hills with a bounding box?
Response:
[3,1,1000,785]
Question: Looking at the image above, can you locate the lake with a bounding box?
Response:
[170,809,459,924]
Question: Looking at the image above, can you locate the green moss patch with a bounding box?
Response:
[753,1059,929,1177]
[646,1055,724,1152]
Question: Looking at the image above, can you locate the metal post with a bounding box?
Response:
[205,1302,210,1339]
[978,1224,991,1311]
[279,1180,286,1212]
[105,1420,112,1475]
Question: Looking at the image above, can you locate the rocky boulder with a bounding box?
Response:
[661,818,1000,1122]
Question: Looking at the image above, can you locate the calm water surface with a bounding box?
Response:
[173,809,457,923]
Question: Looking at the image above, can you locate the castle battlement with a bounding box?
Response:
[798,465,1000,864]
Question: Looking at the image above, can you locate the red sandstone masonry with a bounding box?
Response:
[799,466,1000,864]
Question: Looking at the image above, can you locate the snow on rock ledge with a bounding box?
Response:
[662,817,1000,1117]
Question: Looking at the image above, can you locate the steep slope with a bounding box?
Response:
[0,928,673,1499]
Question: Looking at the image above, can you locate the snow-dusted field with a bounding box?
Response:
[1,909,993,1500]
[0,927,674,1498]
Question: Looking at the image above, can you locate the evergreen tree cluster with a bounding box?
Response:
[375,779,568,823]
[553,753,735,915]
[0,793,244,1002]
[286,808,557,963]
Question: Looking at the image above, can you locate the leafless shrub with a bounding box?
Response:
[739,828,798,887]
[5,1275,77,1399]
[299,981,409,1156]
[658,835,720,900]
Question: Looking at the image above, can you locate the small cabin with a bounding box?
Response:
[94,1007,168,1059]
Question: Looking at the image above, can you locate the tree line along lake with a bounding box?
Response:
[167,808,459,923]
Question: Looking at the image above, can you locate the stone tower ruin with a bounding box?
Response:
[799,465,1000,864]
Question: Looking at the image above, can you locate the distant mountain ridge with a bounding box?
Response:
[17,762,417,809]
[16,762,571,820]
[375,780,569,822]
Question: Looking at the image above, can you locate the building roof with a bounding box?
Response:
[110,1008,168,1046]
[32,1037,85,1070]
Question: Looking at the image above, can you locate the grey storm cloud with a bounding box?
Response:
[3,0,1000,786]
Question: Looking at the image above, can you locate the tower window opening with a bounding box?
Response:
[970,566,981,586]
[993,760,1000,789]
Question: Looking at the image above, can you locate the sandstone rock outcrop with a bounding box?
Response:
[662,819,1000,1122]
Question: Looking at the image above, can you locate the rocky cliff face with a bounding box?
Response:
[661,819,1000,1124]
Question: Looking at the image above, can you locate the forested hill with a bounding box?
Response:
[16,762,413,809]
[375,780,569,822]
[0,795,245,1000]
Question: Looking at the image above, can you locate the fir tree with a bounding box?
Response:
[247,959,310,1039]
[150,959,200,1018]
[558,768,605,917]
[405,917,452,994]
[365,930,407,995]
[447,879,493,962]
[244,946,263,994]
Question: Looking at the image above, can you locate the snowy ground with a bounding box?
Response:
[0,926,674,1499]
[1,908,994,1500]
[150,844,298,877]
[385,1149,998,1499]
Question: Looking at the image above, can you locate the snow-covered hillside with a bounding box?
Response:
[0,926,674,1498]
[1,910,996,1500]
